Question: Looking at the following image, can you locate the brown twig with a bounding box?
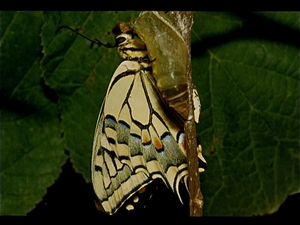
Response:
[171,11,203,217]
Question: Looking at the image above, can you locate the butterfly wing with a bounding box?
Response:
[91,60,206,215]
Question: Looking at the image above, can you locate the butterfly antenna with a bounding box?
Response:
[55,25,115,49]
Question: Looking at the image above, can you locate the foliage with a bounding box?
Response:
[1,11,299,216]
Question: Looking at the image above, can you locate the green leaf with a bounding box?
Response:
[1,11,299,216]
[192,12,299,216]
[0,11,67,215]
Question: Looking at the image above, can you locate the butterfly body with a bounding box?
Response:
[91,13,206,215]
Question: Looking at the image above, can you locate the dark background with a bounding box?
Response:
[27,158,299,217]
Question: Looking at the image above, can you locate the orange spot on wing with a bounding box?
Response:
[153,136,163,151]
[142,132,150,144]
[180,139,186,151]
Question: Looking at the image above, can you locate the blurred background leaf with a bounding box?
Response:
[0,11,67,215]
[191,12,299,216]
[41,11,141,180]
[1,11,299,216]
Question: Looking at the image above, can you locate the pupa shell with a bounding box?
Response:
[132,11,191,121]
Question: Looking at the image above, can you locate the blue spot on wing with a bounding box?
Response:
[131,133,141,142]
[129,133,142,156]
[161,132,172,143]
[119,120,130,130]
[159,132,176,156]
[105,115,117,129]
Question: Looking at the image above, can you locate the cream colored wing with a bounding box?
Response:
[91,60,206,215]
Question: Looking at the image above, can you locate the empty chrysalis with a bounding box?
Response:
[133,11,197,122]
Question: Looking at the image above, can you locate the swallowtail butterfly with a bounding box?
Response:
[57,11,207,215]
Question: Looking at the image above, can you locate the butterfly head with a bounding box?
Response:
[112,22,148,61]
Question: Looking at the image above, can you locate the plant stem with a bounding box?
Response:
[171,11,203,217]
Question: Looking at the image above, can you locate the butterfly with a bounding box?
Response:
[56,11,207,215]
[90,12,207,215]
